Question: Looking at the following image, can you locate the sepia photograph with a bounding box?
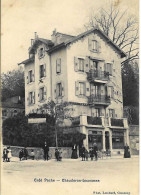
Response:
[1,0,139,195]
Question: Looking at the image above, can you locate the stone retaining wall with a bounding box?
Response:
[4,146,73,159]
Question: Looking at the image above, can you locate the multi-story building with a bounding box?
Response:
[19,28,129,154]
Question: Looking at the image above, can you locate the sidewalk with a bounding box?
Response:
[2,155,139,163]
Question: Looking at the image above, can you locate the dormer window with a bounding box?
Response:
[38,48,44,58]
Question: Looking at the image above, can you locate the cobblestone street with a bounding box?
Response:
[1,156,139,195]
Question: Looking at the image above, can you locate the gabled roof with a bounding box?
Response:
[48,27,126,58]
[28,38,54,54]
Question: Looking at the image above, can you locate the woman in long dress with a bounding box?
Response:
[7,146,12,162]
[71,144,78,159]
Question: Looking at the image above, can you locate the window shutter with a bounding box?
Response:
[32,70,35,82]
[38,90,40,102]
[97,41,101,53]
[90,60,94,69]
[88,37,92,50]
[43,64,46,77]
[84,57,89,72]
[54,84,57,99]
[75,81,79,96]
[27,72,30,84]
[27,75,29,84]
[62,81,65,97]
[33,92,35,104]
[74,57,79,71]
[86,82,90,96]
[44,87,47,100]
[111,87,114,98]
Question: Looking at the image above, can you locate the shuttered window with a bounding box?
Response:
[38,48,44,58]
[29,91,35,104]
[92,40,98,51]
[78,58,84,72]
[40,64,46,78]
[109,109,115,118]
[39,87,46,101]
[105,63,113,75]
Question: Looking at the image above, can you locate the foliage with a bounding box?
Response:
[122,61,139,107]
[85,3,139,64]
[1,68,25,101]
[124,106,139,125]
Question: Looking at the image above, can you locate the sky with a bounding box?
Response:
[1,0,139,73]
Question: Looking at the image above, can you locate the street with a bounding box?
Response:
[1,156,139,195]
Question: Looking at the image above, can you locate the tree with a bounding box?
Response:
[39,99,86,148]
[1,68,25,101]
[85,3,139,64]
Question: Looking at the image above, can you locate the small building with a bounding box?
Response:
[19,27,129,154]
[1,96,25,120]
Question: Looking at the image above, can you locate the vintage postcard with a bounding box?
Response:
[1,0,139,195]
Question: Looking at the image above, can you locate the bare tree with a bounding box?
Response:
[85,3,139,64]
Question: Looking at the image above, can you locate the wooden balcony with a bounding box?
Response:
[87,70,109,83]
[88,95,111,106]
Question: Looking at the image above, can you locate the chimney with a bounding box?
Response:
[34,32,38,39]
[51,28,57,44]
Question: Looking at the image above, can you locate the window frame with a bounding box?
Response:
[56,58,61,74]
[56,82,62,97]
[39,48,44,58]
[78,58,84,72]
[79,82,85,96]
[40,64,44,79]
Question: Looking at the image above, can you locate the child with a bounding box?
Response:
[3,148,8,162]
[89,147,94,161]
[85,149,89,161]
[31,149,35,160]
[7,147,12,162]
[19,149,23,161]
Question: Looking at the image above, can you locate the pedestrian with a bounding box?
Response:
[19,149,24,161]
[7,146,12,162]
[124,143,131,158]
[23,147,28,160]
[3,147,8,162]
[89,147,94,161]
[85,149,89,161]
[58,148,62,161]
[55,148,59,161]
[71,144,78,159]
[93,143,98,161]
[81,145,86,161]
[31,149,35,160]
[43,141,49,161]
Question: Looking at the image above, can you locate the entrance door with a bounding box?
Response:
[105,131,110,150]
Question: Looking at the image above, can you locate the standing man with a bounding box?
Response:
[93,143,98,161]
[43,141,49,161]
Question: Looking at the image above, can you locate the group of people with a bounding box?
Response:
[71,143,98,161]
[3,146,12,162]
[81,143,98,161]
[19,147,35,161]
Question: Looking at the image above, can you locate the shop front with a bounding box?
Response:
[88,130,103,150]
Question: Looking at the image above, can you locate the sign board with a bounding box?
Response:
[28,118,46,123]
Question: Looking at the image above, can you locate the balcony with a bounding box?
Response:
[87,69,109,83]
[87,116,102,125]
[88,95,111,106]
[111,118,124,127]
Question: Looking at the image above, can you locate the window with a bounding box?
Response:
[29,91,35,104]
[40,64,46,79]
[78,58,84,72]
[38,48,44,58]
[56,58,61,74]
[105,63,112,75]
[13,110,18,116]
[29,70,33,83]
[39,87,45,101]
[94,108,100,117]
[109,109,115,118]
[79,82,85,95]
[91,84,100,96]
[2,110,7,116]
[56,83,62,97]
[108,86,114,98]
[92,40,98,51]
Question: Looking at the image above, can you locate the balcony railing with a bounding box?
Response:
[87,69,109,82]
[87,116,102,125]
[88,95,111,105]
[111,118,124,127]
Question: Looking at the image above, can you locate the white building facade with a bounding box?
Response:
[19,28,129,154]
